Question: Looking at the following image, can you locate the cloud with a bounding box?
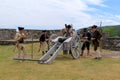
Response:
[102,20,120,26]
[83,0,107,7]
[115,15,120,20]
[0,0,119,29]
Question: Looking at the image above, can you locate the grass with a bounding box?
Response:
[0,43,120,80]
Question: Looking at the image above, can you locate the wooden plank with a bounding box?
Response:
[13,58,39,61]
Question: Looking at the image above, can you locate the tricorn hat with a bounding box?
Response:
[91,25,97,28]
[83,28,88,32]
[18,27,24,30]
[67,25,71,29]
[42,30,47,32]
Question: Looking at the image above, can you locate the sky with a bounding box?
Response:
[0,0,120,30]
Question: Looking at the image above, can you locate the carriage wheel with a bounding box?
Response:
[71,46,80,59]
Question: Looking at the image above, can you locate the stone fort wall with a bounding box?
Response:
[0,28,120,51]
[0,29,61,40]
[0,29,16,40]
[24,29,61,39]
[102,37,120,51]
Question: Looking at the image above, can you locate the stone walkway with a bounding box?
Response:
[101,51,120,58]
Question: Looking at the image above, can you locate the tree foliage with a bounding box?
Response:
[102,25,120,37]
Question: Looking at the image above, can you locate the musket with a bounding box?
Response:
[99,21,103,52]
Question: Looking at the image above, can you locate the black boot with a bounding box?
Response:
[69,50,72,54]
[42,51,45,55]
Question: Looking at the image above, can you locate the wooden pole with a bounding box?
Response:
[31,33,34,58]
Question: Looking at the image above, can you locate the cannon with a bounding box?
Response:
[13,32,81,64]
[39,32,81,64]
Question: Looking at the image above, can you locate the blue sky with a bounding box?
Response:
[0,0,120,30]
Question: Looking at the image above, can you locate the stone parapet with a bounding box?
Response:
[102,38,120,51]
[0,29,16,40]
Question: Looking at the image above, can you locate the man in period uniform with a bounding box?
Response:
[91,25,102,59]
[80,28,91,56]
[15,27,28,59]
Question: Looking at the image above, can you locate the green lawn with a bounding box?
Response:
[0,43,120,80]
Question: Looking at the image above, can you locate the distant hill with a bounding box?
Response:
[102,25,120,37]
[76,25,120,37]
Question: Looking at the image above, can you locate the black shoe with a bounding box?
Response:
[94,57,102,60]
[94,57,98,59]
